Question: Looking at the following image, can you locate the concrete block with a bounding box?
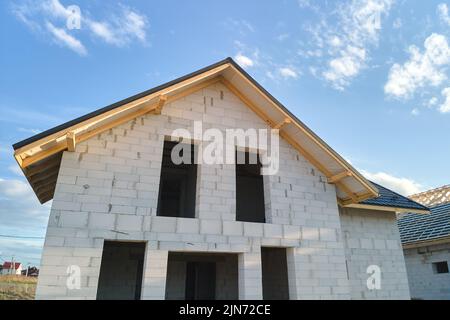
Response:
[176,218,200,234]
[243,223,264,237]
[223,221,243,236]
[200,220,222,234]
[151,216,177,233]
[116,215,143,231]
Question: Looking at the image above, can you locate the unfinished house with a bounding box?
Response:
[398,186,450,300]
[13,58,428,300]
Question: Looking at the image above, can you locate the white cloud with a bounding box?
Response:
[439,87,450,113]
[361,170,424,196]
[12,0,149,54]
[0,177,51,226]
[323,46,366,84]
[279,67,299,79]
[234,53,254,68]
[411,108,420,116]
[86,8,148,46]
[0,178,31,198]
[427,96,438,108]
[384,33,450,99]
[304,0,394,89]
[45,21,87,55]
[438,3,450,25]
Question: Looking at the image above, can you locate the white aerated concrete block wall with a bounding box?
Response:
[35,81,404,300]
[339,207,410,300]
[403,242,450,300]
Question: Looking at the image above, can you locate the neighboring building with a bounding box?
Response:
[21,266,40,277]
[398,187,450,300]
[12,58,428,300]
[1,262,23,275]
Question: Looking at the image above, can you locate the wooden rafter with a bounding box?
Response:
[228,64,378,198]
[328,171,352,184]
[273,118,291,130]
[16,73,227,169]
[13,60,378,205]
[221,77,367,203]
[66,131,76,152]
[153,95,167,115]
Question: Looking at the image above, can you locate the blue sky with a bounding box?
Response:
[1,0,450,266]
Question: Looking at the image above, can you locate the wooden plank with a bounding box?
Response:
[221,78,276,128]
[153,95,167,115]
[14,154,23,167]
[328,171,352,184]
[345,203,429,214]
[229,64,378,197]
[66,131,76,152]
[14,63,231,156]
[21,143,67,168]
[221,77,362,202]
[162,77,222,106]
[273,118,291,129]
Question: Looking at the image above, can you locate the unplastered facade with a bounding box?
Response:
[34,81,410,300]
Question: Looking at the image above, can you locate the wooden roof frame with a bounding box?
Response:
[13,57,379,204]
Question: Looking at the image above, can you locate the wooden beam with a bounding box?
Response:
[66,131,76,152]
[344,203,429,215]
[21,143,67,168]
[164,77,222,105]
[273,118,291,130]
[221,78,276,128]
[153,95,167,115]
[328,171,352,184]
[336,181,358,202]
[220,78,379,204]
[13,63,231,157]
[339,191,375,206]
[14,154,23,167]
[228,64,378,197]
[279,131,332,177]
[18,76,227,170]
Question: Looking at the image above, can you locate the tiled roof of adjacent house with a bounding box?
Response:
[398,203,450,244]
[359,182,429,211]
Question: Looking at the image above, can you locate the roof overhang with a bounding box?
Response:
[13,57,379,204]
[345,203,430,214]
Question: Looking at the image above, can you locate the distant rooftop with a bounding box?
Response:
[398,203,450,245]
[359,182,429,212]
[409,185,450,207]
